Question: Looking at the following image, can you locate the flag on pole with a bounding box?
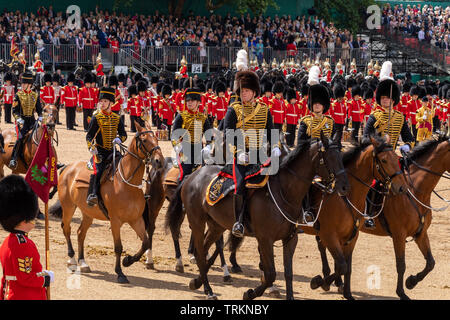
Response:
[24,125,58,203]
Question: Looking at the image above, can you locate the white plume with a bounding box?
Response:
[236,49,248,72]
[379,61,394,81]
[307,66,320,86]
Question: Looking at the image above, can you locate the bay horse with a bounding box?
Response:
[50,122,164,283]
[314,135,450,299]
[166,132,350,300]
[0,104,58,178]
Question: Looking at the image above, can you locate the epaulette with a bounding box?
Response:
[15,233,27,244]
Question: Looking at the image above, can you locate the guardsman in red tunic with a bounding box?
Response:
[362,88,375,128]
[1,72,15,123]
[259,81,273,105]
[329,84,347,149]
[127,84,145,132]
[107,75,122,115]
[60,73,78,130]
[347,85,364,142]
[160,84,176,136]
[0,175,54,300]
[212,81,227,126]
[408,86,423,140]
[79,73,96,131]
[397,83,411,117]
[285,88,299,147]
[137,80,151,127]
[270,81,286,133]
[39,73,55,106]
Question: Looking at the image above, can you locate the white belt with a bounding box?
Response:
[286,114,297,117]
[5,276,16,281]
[410,112,416,115]
[66,97,76,99]
[43,96,53,98]
[216,109,225,111]
[272,110,284,113]
[334,112,344,116]
[84,98,94,100]
[352,110,362,113]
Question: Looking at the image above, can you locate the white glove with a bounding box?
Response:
[202,144,212,155]
[271,146,281,158]
[43,270,55,283]
[237,152,249,164]
[174,144,183,154]
[89,147,98,156]
[38,116,43,122]
[113,137,122,145]
[17,118,24,125]
[400,144,411,154]
[423,115,427,120]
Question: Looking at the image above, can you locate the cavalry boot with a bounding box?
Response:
[364,185,381,230]
[8,140,21,169]
[231,194,245,238]
[86,174,98,207]
[302,192,315,224]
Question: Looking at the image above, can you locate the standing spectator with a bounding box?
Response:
[76,32,85,63]
[256,39,264,64]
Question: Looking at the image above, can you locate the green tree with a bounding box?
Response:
[315,0,376,35]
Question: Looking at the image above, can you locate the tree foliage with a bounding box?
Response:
[315,0,376,35]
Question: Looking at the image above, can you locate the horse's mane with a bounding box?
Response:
[280,139,311,169]
[408,134,449,163]
[342,135,387,167]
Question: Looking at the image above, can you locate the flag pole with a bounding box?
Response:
[45,201,50,300]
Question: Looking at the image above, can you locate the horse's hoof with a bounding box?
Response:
[344,294,355,300]
[321,282,331,292]
[338,284,344,295]
[231,265,243,274]
[286,295,295,301]
[146,263,155,270]
[243,289,255,300]
[175,264,184,273]
[189,278,202,290]
[122,255,133,267]
[207,293,218,300]
[67,263,78,272]
[223,275,233,284]
[268,288,281,298]
[405,275,418,290]
[117,275,129,284]
[189,256,197,264]
[399,293,411,300]
[80,266,91,273]
[310,275,324,290]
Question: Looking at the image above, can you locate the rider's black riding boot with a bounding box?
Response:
[364,181,383,229]
[231,194,245,238]
[86,174,98,207]
[302,190,315,224]
[8,140,21,169]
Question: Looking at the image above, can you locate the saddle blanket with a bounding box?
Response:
[205,163,270,206]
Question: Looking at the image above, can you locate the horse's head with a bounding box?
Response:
[42,104,58,133]
[369,135,407,195]
[133,121,164,170]
[316,131,350,196]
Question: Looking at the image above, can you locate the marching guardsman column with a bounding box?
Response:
[363,61,415,229]
[223,50,279,238]
[60,73,78,130]
[9,72,43,169]
[1,73,15,123]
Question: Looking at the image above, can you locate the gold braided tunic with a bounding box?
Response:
[86,111,127,151]
[12,90,41,119]
[297,115,334,140]
[179,110,209,144]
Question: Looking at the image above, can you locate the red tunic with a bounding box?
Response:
[347,99,363,122]
[160,98,177,125]
[212,96,228,121]
[127,96,143,116]
[61,85,78,107]
[270,97,287,124]
[397,93,410,118]
[33,60,44,73]
[329,100,347,125]
[285,103,299,125]
[363,100,374,123]
[0,232,48,300]
[2,85,15,104]
[111,89,123,112]
[179,65,188,78]
[39,86,55,105]
[96,63,104,77]
[78,87,96,109]
[407,99,420,125]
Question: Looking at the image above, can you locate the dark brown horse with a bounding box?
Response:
[314,135,450,299]
[166,133,350,299]
[0,104,58,178]
[50,122,164,283]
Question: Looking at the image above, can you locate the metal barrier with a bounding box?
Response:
[0,43,372,72]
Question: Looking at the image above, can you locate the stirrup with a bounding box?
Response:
[303,211,315,224]
[232,222,244,238]
[364,218,376,229]
[9,159,17,169]
[86,194,98,207]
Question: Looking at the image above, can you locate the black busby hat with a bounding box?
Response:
[118,73,126,83]
[137,80,147,93]
[272,81,285,94]
[162,84,172,97]
[363,88,374,100]
[346,77,356,89]
[151,75,159,84]
[301,83,310,96]
[418,86,427,99]
[261,80,273,94]
[333,84,346,99]
[99,87,116,102]
[0,175,39,233]
[351,85,362,98]
[184,87,202,102]
[156,82,164,95]
[173,79,179,90]
[67,73,76,83]
[43,73,52,83]
[288,77,298,89]
[128,84,137,97]
[214,81,226,95]
[84,73,92,84]
[308,84,330,113]
[421,95,429,102]
[108,75,118,87]
[4,72,12,82]
[52,73,60,84]
[409,85,421,97]
[402,82,412,93]
[134,73,143,84]
[21,72,34,84]
[376,61,400,106]
[426,86,433,96]
[285,88,297,102]
[234,71,260,97]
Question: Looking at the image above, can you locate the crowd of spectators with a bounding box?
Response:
[0,5,367,68]
[382,3,450,50]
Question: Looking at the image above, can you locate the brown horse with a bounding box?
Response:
[0,104,58,178]
[166,133,350,300]
[315,134,450,299]
[49,122,164,283]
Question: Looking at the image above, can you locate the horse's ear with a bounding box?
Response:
[134,121,143,132]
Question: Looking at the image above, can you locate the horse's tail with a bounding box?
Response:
[226,232,244,253]
[165,181,184,241]
[49,199,63,218]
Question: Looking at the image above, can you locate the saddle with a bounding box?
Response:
[205,162,270,206]
[83,151,122,185]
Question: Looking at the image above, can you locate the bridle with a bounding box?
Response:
[134,130,161,164]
